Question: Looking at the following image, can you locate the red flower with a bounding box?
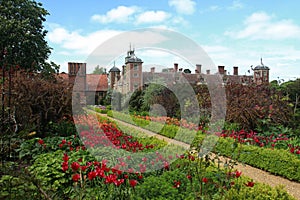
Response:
[290,147,295,154]
[271,143,275,147]
[188,155,195,161]
[71,162,80,171]
[81,165,88,172]
[260,143,264,147]
[62,139,66,144]
[142,157,147,162]
[129,179,138,188]
[245,181,255,187]
[105,174,117,184]
[235,171,242,178]
[62,162,68,172]
[63,153,69,162]
[88,171,97,180]
[187,174,192,180]
[163,162,170,170]
[173,180,181,188]
[72,173,81,182]
[296,150,300,155]
[38,139,44,145]
[114,179,124,186]
[202,177,208,183]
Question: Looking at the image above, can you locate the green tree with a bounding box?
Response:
[0,0,57,73]
[92,65,106,74]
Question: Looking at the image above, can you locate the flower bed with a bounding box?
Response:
[105,110,300,182]
[6,114,295,199]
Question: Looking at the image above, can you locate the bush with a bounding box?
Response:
[7,72,73,134]
[225,184,295,200]
[135,169,194,200]
[214,138,300,182]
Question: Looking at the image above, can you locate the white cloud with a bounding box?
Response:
[168,0,196,15]
[225,12,300,40]
[136,11,171,24]
[91,6,138,24]
[47,25,122,55]
[227,0,244,10]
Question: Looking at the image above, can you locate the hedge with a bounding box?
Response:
[214,138,300,182]
[105,110,300,182]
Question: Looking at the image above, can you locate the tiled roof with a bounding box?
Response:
[86,74,108,91]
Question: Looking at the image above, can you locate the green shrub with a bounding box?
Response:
[135,169,195,200]
[44,120,76,137]
[214,138,300,182]
[225,184,295,200]
[28,149,95,198]
[18,134,82,161]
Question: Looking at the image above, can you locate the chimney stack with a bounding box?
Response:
[206,69,210,75]
[150,67,155,73]
[174,63,178,72]
[196,64,201,74]
[233,66,238,75]
[218,66,225,75]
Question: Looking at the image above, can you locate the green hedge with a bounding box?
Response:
[214,138,300,182]
[107,111,300,182]
[107,110,198,144]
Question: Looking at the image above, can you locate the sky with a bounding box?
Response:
[38,0,300,82]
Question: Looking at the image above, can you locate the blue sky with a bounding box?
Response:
[39,0,300,81]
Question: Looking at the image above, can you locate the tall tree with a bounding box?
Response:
[0,0,57,73]
[92,65,106,74]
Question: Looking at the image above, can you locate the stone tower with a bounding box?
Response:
[109,62,121,89]
[253,58,270,84]
[123,47,143,93]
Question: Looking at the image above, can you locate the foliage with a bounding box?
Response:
[107,110,200,144]
[17,134,82,161]
[1,112,297,199]
[107,110,300,182]
[278,78,300,131]
[225,183,295,200]
[142,83,179,117]
[8,72,73,134]
[29,149,94,199]
[44,119,76,137]
[215,137,300,182]
[0,162,49,200]
[92,65,106,74]
[225,83,292,130]
[0,0,57,73]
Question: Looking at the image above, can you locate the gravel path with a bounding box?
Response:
[95,112,300,199]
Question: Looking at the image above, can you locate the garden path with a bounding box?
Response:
[94,112,300,199]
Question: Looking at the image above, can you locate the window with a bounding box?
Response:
[263,71,267,76]
[134,64,138,71]
[133,73,138,77]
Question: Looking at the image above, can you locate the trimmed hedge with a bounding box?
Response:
[214,138,300,182]
[106,110,300,182]
[107,110,198,144]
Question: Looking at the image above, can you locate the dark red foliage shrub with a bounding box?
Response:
[5,71,73,133]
